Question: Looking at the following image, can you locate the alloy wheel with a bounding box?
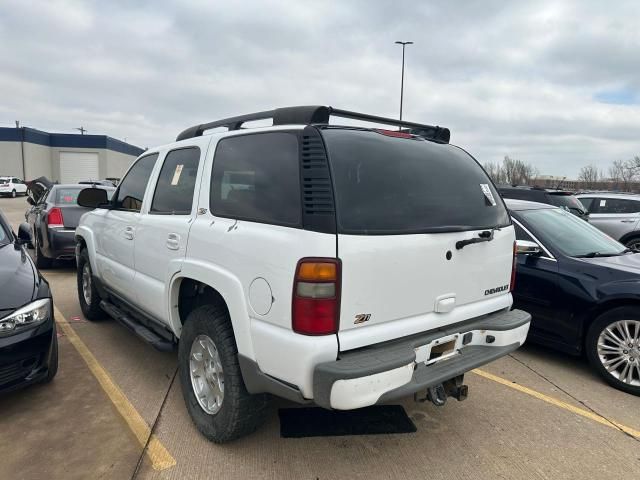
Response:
[190,335,225,415]
[597,319,640,387]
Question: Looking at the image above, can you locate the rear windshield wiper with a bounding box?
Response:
[456,228,498,250]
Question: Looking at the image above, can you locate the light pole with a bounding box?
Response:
[395,41,413,124]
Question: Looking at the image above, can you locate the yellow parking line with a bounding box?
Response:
[472,368,640,439]
[54,306,176,471]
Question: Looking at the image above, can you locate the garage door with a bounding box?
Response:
[59,152,99,183]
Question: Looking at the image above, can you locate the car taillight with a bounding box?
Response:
[510,241,517,292]
[48,207,64,228]
[292,258,341,335]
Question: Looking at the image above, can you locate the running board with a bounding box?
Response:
[99,300,175,352]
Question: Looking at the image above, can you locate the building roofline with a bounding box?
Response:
[0,127,144,157]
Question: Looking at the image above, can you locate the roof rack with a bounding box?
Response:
[175,105,450,143]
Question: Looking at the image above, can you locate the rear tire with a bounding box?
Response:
[178,304,268,443]
[77,249,105,320]
[33,234,52,269]
[586,307,640,396]
[624,237,640,251]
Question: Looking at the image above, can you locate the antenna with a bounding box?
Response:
[76,126,87,135]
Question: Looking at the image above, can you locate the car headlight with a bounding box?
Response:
[0,298,51,336]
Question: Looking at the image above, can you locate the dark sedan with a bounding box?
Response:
[0,209,57,392]
[25,180,115,268]
[508,199,640,395]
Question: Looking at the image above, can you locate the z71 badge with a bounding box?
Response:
[354,314,371,324]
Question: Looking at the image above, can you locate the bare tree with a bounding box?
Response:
[578,164,600,189]
[501,156,538,185]
[482,161,506,184]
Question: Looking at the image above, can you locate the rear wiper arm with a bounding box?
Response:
[456,229,498,250]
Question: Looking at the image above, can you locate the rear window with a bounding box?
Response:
[546,193,585,212]
[321,129,510,234]
[55,188,82,204]
[0,179,8,184]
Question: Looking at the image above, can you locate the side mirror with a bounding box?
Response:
[516,239,542,256]
[17,223,32,244]
[26,196,35,206]
[77,188,109,208]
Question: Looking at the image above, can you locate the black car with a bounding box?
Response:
[508,199,640,395]
[499,185,588,219]
[25,179,115,268]
[0,210,58,392]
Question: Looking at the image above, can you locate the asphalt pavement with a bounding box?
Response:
[1,196,638,480]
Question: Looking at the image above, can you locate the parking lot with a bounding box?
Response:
[0,194,638,480]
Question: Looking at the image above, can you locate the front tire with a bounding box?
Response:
[77,249,105,320]
[43,334,59,383]
[11,189,16,198]
[178,305,268,443]
[586,307,640,396]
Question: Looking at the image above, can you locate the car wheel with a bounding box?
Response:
[11,189,16,198]
[178,304,268,443]
[77,249,105,320]
[33,233,52,269]
[43,333,59,383]
[625,237,640,251]
[586,307,640,396]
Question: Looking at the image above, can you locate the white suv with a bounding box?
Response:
[0,176,28,197]
[75,106,531,442]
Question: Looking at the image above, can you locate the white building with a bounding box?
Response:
[0,127,144,183]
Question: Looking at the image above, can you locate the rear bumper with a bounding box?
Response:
[45,228,76,259]
[313,308,531,410]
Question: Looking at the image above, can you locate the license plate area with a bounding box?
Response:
[414,334,461,366]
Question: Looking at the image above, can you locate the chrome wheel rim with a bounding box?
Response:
[190,335,224,415]
[597,320,640,386]
[627,240,640,251]
[82,263,92,305]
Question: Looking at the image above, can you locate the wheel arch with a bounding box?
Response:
[169,261,255,360]
[618,231,640,246]
[581,297,640,349]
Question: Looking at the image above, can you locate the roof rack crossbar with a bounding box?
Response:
[176,106,450,143]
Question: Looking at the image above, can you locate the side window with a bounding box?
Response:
[578,197,595,212]
[514,223,534,242]
[150,147,201,215]
[210,132,301,226]
[597,198,640,214]
[114,154,159,212]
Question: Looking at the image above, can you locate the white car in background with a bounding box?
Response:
[0,176,28,197]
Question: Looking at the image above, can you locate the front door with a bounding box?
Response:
[98,153,159,301]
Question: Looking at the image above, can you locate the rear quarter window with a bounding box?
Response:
[321,129,510,234]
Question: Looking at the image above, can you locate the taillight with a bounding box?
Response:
[48,207,64,228]
[292,258,341,335]
[374,129,414,139]
[510,241,517,292]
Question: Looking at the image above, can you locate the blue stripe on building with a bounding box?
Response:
[0,127,144,156]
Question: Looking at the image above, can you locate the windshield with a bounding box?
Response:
[322,129,510,234]
[547,193,586,213]
[519,207,625,257]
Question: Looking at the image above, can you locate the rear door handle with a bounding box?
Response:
[123,226,134,240]
[166,233,180,250]
[621,220,636,223]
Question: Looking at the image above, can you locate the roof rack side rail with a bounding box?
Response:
[176,105,450,143]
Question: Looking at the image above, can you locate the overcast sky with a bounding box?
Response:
[1,0,638,177]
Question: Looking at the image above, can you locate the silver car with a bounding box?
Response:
[576,193,640,249]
